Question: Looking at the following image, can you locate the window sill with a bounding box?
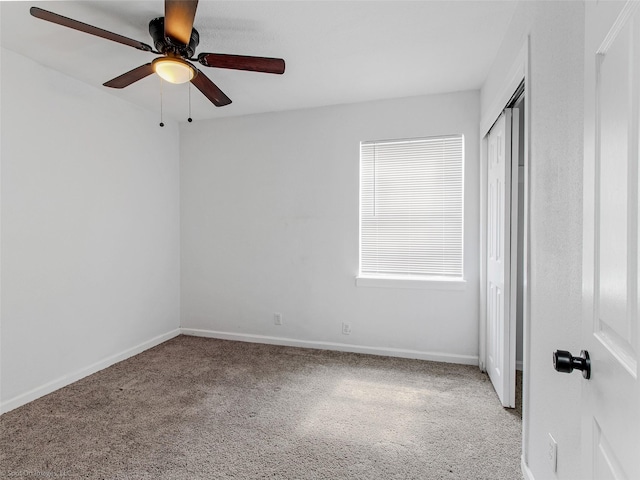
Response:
[355,275,467,290]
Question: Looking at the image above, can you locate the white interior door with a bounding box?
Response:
[486,110,517,408]
[582,1,640,478]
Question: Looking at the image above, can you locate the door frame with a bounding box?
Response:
[479,37,531,470]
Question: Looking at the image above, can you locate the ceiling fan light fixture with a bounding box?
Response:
[152,57,195,84]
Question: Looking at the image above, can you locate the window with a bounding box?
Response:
[358,135,464,284]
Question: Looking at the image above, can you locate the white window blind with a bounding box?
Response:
[359,135,464,279]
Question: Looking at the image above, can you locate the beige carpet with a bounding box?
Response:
[0,336,522,479]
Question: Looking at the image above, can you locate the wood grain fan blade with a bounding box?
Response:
[190,70,231,107]
[198,53,285,74]
[165,0,198,45]
[30,7,152,51]
[104,64,155,88]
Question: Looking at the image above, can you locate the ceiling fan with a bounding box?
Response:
[30,0,286,108]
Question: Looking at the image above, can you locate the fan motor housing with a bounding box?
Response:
[149,17,199,58]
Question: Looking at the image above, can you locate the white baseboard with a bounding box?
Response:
[0,328,181,415]
[180,328,479,365]
[2,327,479,414]
[521,456,535,480]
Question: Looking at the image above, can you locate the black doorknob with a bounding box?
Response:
[553,349,591,379]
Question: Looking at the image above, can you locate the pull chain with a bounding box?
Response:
[159,78,165,127]
[188,82,193,123]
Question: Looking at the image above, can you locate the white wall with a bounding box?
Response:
[0,8,4,408]
[481,2,585,479]
[0,49,181,411]
[181,91,480,363]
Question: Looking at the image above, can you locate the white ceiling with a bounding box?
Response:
[1,1,518,121]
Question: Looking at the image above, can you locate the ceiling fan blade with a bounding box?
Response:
[30,7,152,52]
[104,64,155,89]
[165,0,198,45]
[191,69,232,107]
[198,53,285,74]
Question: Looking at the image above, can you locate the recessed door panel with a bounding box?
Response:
[597,13,635,367]
[594,420,628,480]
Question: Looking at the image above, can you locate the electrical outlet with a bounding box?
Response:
[342,322,351,335]
[274,313,283,325]
[548,433,557,472]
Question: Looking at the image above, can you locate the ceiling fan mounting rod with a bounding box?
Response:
[149,17,199,58]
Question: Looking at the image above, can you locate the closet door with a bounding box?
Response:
[486,109,517,408]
